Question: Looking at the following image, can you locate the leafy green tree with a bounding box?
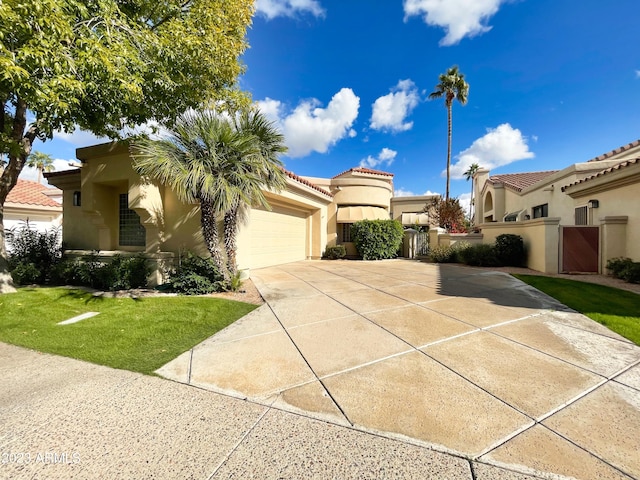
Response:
[27,151,54,183]
[0,0,253,293]
[132,109,287,283]
[463,162,479,223]
[429,66,469,201]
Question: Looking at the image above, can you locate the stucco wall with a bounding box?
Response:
[332,181,392,209]
[479,218,561,273]
[390,195,437,226]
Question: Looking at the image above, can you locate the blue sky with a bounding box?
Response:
[27,0,640,209]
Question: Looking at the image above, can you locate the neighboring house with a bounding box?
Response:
[472,139,640,273]
[45,143,434,283]
[4,179,62,236]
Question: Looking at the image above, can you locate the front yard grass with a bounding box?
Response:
[513,275,640,345]
[0,287,257,374]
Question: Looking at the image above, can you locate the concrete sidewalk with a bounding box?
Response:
[2,260,639,479]
[158,260,640,480]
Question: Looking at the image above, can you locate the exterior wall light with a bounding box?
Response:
[587,199,599,208]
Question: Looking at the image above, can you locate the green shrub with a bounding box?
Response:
[53,253,150,291]
[169,272,217,295]
[323,245,346,260]
[51,257,84,286]
[607,257,634,279]
[108,255,151,290]
[10,261,41,285]
[620,263,640,283]
[7,222,62,284]
[429,245,456,263]
[494,234,526,267]
[168,252,226,295]
[606,257,640,284]
[351,220,404,260]
[458,243,499,267]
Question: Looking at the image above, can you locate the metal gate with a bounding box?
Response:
[560,226,599,273]
[416,232,429,256]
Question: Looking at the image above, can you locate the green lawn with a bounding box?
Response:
[513,275,640,345]
[0,287,257,374]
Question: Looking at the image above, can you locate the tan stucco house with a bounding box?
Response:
[472,139,640,273]
[45,142,436,283]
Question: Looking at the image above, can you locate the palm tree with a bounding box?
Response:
[463,163,479,223]
[429,66,469,201]
[131,109,287,282]
[223,109,287,277]
[27,151,55,183]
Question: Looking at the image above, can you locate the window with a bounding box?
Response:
[339,223,353,243]
[119,194,146,246]
[73,191,81,206]
[532,203,548,219]
[575,206,588,225]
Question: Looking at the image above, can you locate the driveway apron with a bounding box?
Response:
[158,259,640,480]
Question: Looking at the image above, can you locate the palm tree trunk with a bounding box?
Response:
[0,205,16,293]
[223,202,239,277]
[446,102,452,201]
[199,198,228,281]
[469,182,474,223]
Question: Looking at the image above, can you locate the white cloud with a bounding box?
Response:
[257,98,283,122]
[370,79,420,132]
[55,128,108,147]
[458,192,472,216]
[635,70,640,78]
[449,123,534,179]
[258,88,360,158]
[255,0,325,19]
[359,147,397,169]
[394,188,440,197]
[403,0,507,46]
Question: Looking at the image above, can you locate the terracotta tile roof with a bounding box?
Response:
[487,171,559,193]
[332,167,395,179]
[562,158,640,191]
[586,139,640,163]
[6,179,61,208]
[283,169,333,197]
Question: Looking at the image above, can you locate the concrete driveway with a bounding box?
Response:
[158,259,640,480]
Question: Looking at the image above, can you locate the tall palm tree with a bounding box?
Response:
[131,109,287,282]
[463,163,479,223]
[27,151,55,183]
[429,66,469,201]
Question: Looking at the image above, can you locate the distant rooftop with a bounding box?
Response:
[332,167,394,179]
[487,171,559,193]
[283,169,333,197]
[562,158,640,191]
[586,139,640,163]
[7,179,61,208]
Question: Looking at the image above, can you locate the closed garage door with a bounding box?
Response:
[250,205,308,268]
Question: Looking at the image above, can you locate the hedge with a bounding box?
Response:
[350,220,404,260]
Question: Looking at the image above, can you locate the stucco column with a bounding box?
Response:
[600,216,628,273]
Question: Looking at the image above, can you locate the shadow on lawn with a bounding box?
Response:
[58,288,146,304]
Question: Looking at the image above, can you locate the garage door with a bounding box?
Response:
[250,205,308,268]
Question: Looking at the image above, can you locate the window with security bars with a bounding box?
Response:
[575,205,588,225]
[119,194,146,246]
[339,223,353,243]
